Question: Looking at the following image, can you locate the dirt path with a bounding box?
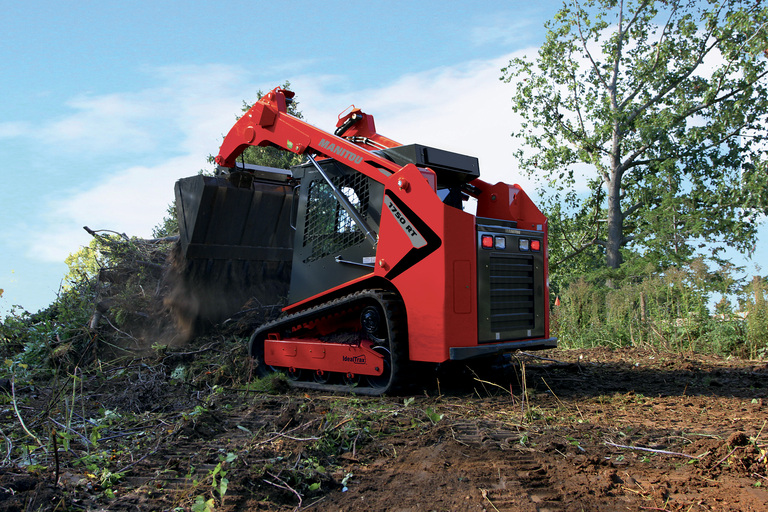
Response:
[1,346,767,511]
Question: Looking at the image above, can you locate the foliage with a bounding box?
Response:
[190,452,237,511]
[503,0,768,269]
[1,228,178,377]
[745,275,768,357]
[1,281,95,375]
[152,201,179,238]
[63,237,107,287]
[551,259,768,357]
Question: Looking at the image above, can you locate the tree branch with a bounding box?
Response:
[573,0,611,91]
[618,3,679,110]
[623,115,757,174]
[553,238,601,267]
[624,23,721,131]
[623,201,645,220]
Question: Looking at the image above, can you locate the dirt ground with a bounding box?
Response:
[1,345,767,512]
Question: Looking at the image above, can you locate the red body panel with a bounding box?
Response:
[264,337,384,376]
[372,166,479,362]
[471,179,551,344]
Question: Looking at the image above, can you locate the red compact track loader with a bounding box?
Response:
[174,87,556,395]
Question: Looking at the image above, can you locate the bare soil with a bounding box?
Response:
[1,345,767,511]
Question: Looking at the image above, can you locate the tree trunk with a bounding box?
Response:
[605,108,624,270]
[606,175,623,269]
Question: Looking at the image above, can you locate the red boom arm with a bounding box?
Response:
[216,88,407,183]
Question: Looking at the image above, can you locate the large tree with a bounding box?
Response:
[502,0,768,270]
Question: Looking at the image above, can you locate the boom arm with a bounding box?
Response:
[215,88,407,183]
[215,87,547,232]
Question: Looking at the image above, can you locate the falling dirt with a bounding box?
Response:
[1,346,767,511]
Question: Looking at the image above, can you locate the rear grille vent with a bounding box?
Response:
[489,254,535,332]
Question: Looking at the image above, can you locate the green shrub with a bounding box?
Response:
[551,261,759,357]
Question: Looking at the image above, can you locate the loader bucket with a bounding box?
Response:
[167,172,295,332]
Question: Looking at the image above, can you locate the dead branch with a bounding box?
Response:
[11,378,43,447]
[605,441,697,459]
[518,352,568,364]
[264,472,302,510]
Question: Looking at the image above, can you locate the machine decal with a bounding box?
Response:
[384,196,427,248]
[383,190,441,281]
[318,138,364,164]
[343,355,367,365]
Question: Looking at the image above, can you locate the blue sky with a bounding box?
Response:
[1,1,766,315]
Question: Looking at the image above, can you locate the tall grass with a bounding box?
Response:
[551,264,766,358]
[746,276,768,359]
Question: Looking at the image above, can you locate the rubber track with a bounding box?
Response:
[249,289,408,396]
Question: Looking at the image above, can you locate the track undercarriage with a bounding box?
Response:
[249,290,408,395]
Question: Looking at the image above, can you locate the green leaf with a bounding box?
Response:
[191,496,215,512]
[219,477,229,498]
[425,407,444,424]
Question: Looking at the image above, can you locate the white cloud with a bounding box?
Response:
[28,156,197,262]
[23,55,575,263]
[468,14,539,48]
[290,53,545,191]
[49,93,165,154]
[21,64,263,263]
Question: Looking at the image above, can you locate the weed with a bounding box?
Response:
[191,495,215,512]
[746,276,768,359]
[244,372,289,393]
[186,452,238,511]
[551,262,767,358]
[424,407,444,424]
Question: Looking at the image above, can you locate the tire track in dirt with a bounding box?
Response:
[452,419,569,511]
[116,401,288,508]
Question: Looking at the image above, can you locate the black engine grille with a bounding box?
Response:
[489,254,535,332]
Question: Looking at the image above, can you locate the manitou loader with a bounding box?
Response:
[173,87,556,395]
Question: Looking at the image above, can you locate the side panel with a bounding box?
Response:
[373,166,479,363]
[371,170,554,363]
